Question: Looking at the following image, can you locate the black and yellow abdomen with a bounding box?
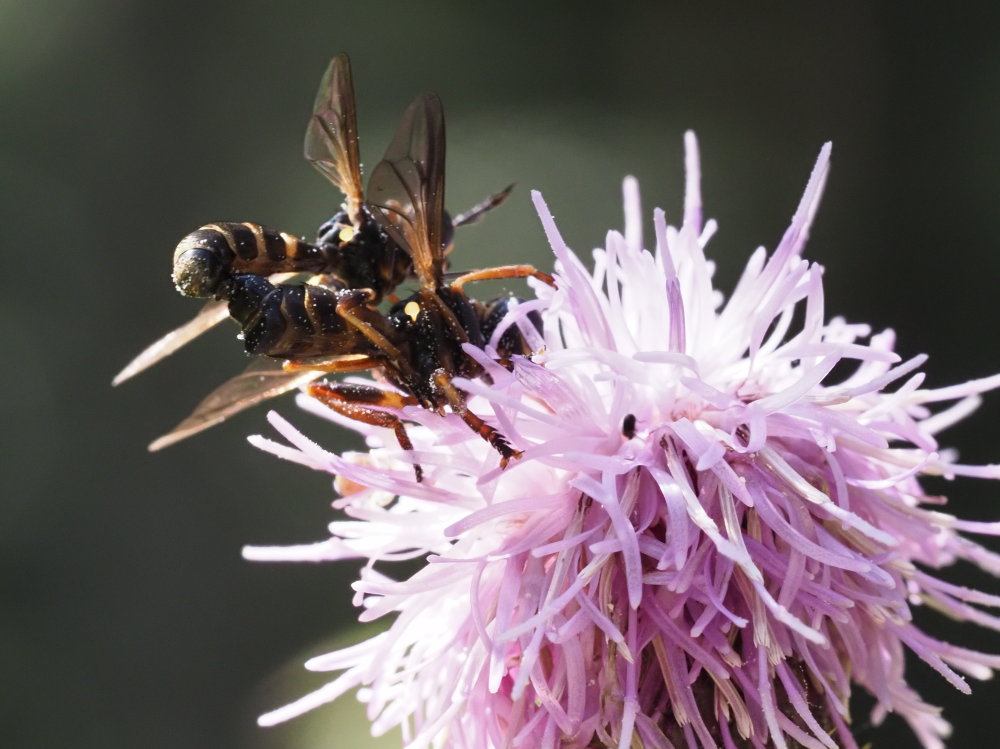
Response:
[172,222,330,298]
[223,274,377,360]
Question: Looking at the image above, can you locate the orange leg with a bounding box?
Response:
[308,382,424,482]
[332,289,421,384]
[432,369,522,468]
[283,353,381,374]
[449,264,556,292]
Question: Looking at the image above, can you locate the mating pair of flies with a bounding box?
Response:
[115,53,555,481]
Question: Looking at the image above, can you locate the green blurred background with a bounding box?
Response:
[3,1,1000,747]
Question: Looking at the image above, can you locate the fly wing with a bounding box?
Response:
[112,299,229,386]
[367,93,446,288]
[304,53,365,226]
[147,359,324,451]
[112,272,302,385]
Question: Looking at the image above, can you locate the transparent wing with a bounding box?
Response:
[304,53,365,225]
[112,299,229,386]
[112,272,302,386]
[367,93,446,288]
[147,359,324,451]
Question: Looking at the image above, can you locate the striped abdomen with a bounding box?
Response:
[224,274,376,359]
[172,222,331,298]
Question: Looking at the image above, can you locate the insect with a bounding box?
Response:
[113,53,508,389]
[115,56,554,476]
[286,92,554,479]
[168,53,511,308]
[621,413,637,439]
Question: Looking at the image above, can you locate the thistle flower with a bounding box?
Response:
[244,132,1000,749]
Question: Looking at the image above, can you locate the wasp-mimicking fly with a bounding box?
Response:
[115,55,554,478]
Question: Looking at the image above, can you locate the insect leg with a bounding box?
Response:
[282,353,381,374]
[431,369,522,468]
[451,184,514,228]
[334,289,412,365]
[307,382,424,482]
[449,265,556,292]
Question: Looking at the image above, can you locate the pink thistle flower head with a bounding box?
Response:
[245,132,1000,749]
